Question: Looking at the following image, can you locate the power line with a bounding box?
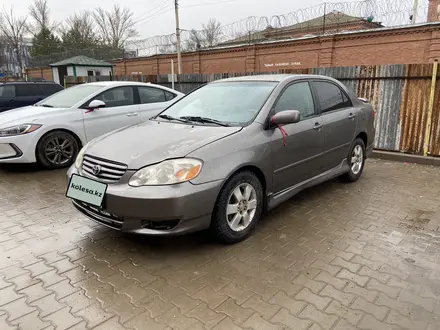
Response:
[133,0,174,26]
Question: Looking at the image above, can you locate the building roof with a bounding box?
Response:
[50,55,113,67]
[221,11,382,45]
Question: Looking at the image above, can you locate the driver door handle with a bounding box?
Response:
[313,123,323,130]
[348,113,356,119]
[126,112,139,117]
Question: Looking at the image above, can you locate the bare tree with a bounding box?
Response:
[184,19,223,51]
[202,18,222,47]
[28,0,58,35]
[93,5,138,49]
[0,6,28,76]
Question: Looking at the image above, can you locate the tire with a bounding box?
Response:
[210,171,264,244]
[36,130,80,170]
[340,137,366,183]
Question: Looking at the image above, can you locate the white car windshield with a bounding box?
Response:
[37,84,105,108]
[159,81,278,126]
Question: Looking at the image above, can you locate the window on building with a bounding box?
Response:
[274,82,316,119]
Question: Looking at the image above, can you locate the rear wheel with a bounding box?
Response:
[36,131,79,169]
[340,138,366,182]
[210,171,264,244]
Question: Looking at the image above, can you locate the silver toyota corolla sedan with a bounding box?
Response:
[66,74,376,244]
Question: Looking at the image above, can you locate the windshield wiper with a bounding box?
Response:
[179,116,230,127]
[39,104,54,108]
[157,114,192,124]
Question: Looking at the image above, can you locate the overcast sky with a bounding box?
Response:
[1,0,427,40]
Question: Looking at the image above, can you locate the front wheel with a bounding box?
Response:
[210,171,264,244]
[340,138,366,182]
[36,131,79,170]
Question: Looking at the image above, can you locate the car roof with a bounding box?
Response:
[83,81,182,94]
[85,81,153,87]
[0,81,59,85]
[210,74,336,84]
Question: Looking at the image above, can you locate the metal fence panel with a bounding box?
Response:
[63,64,440,156]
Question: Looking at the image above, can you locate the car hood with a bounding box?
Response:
[0,105,65,127]
[86,120,242,169]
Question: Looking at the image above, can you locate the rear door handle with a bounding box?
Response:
[126,112,139,117]
[349,113,356,119]
[313,123,323,130]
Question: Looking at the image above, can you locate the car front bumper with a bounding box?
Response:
[0,134,39,163]
[67,166,223,236]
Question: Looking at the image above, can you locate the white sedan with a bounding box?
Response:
[0,81,184,169]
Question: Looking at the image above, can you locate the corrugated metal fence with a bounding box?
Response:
[64,64,440,156]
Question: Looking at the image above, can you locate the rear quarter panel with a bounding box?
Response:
[340,82,376,152]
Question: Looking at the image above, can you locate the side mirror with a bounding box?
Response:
[271,110,301,126]
[88,100,106,110]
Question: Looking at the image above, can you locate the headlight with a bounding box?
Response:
[75,143,89,169]
[129,158,202,186]
[0,124,42,137]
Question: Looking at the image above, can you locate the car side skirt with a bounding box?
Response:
[267,158,350,210]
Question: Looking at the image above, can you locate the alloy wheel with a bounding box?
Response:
[44,137,74,166]
[351,144,364,175]
[226,183,258,232]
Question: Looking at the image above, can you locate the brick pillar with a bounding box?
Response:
[245,46,256,72]
[318,37,335,67]
[193,51,201,73]
[152,57,159,75]
[428,0,440,22]
[429,30,440,61]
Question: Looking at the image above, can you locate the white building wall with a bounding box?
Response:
[52,67,60,84]
[75,66,112,76]
[67,66,74,76]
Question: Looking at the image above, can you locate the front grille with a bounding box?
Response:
[82,154,127,183]
[73,200,124,230]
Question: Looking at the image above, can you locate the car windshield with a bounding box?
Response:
[159,81,278,126]
[36,84,105,108]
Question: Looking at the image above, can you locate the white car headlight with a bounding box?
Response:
[75,143,89,169]
[129,158,203,186]
[0,124,42,137]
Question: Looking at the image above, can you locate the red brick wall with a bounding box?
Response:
[26,23,440,77]
[428,0,440,22]
[110,24,440,75]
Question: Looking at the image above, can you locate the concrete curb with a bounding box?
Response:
[371,150,440,166]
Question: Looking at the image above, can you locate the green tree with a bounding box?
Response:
[30,26,61,57]
[61,11,98,51]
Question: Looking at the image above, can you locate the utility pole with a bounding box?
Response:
[174,0,182,74]
[412,0,419,24]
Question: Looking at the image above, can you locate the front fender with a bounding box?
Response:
[188,126,273,194]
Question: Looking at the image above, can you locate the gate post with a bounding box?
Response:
[424,59,438,156]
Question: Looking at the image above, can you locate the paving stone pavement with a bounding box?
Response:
[1,159,440,329]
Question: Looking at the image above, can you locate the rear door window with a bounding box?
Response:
[0,85,15,98]
[16,84,41,97]
[138,87,168,104]
[312,81,351,113]
[39,83,63,96]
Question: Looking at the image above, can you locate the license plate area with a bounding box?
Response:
[66,174,108,207]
